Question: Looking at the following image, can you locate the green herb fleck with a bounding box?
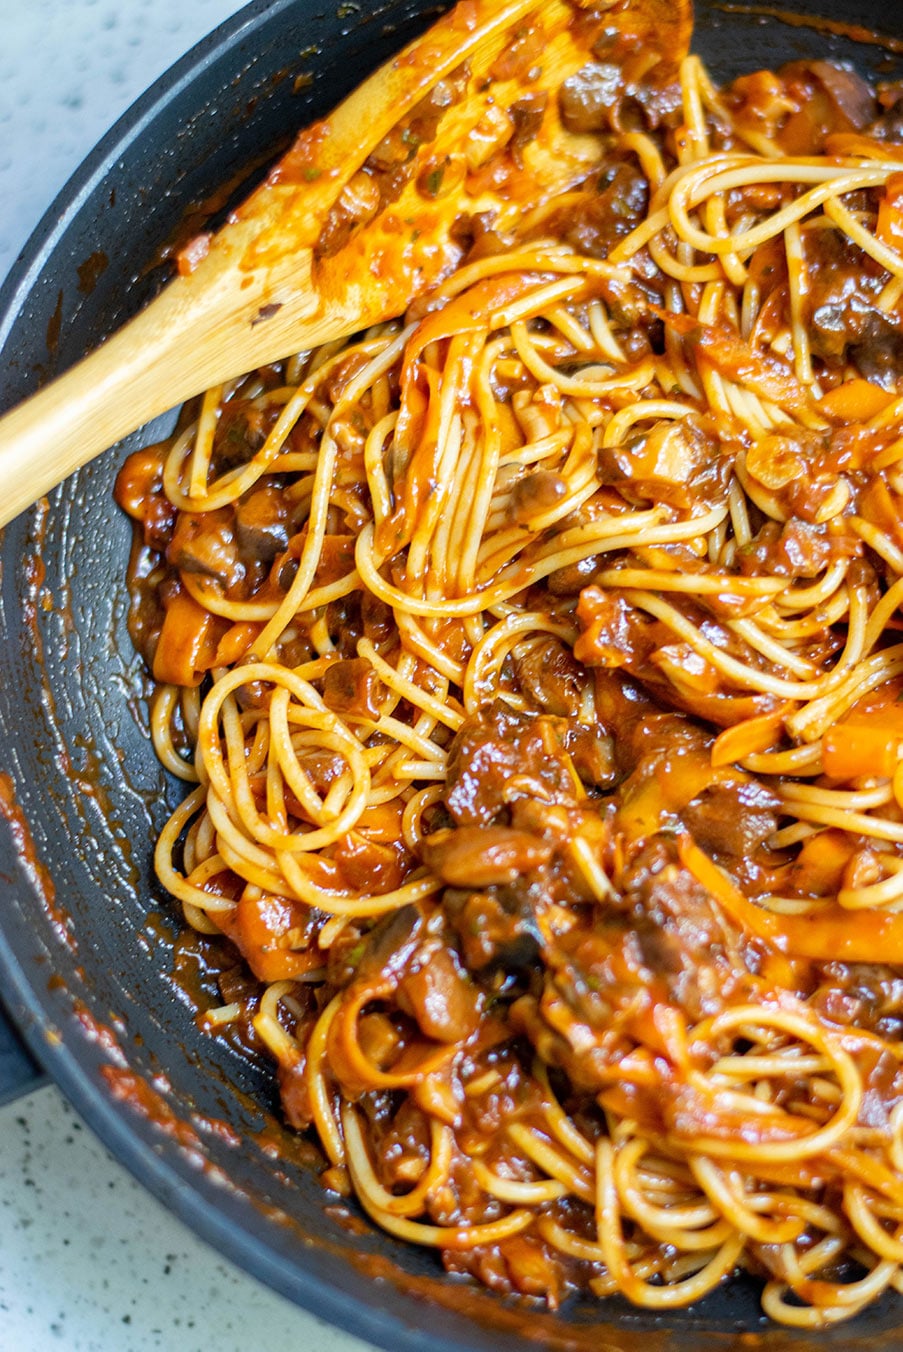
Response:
[425,167,445,197]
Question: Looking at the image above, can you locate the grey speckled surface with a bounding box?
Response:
[0,0,234,269]
[0,3,374,1349]
[0,1086,372,1351]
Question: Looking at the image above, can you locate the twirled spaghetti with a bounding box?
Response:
[116,2,903,1328]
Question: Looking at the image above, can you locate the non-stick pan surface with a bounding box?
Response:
[2,2,903,1348]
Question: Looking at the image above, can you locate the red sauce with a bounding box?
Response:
[716,2,903,56]
[0,771,72,947]
[76,249,109,296]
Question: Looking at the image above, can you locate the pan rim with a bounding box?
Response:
[2,2,903,1349]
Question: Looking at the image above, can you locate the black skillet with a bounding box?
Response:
[2,1,903,1347]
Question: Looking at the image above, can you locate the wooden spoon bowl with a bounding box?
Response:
[0,0,690,527]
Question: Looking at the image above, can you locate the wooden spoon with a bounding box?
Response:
[0,0,691,527]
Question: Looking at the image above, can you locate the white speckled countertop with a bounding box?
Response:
[0,4,373,1349]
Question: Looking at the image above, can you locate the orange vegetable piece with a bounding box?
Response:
[822,721,903,781]
[152,588,225,687]
[791,829,856,898]
[876,172,903,252]
[710,704,791,767]
[213,620,261,667]
[818,378,896,423]
[232,892,321,983]
[677,834,903,964]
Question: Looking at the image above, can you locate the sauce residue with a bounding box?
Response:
[715,3,903,56]
[98,1044,244,1159]
[149,137,293,277]
[76,250,109,296]
[267,120,332,187]
[176,232,211,277]
[45,288,63,366]
[101,1065,211,1159]
[0,770,73,947]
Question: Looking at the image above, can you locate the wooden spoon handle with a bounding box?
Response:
[0,0,544,529]
[0,241,326,529]
[0,310,188,530]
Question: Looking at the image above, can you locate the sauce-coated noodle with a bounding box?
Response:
[116,3,903,1326]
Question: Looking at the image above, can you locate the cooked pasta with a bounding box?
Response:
[115,1,903,1327]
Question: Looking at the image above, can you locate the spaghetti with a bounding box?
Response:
[116,2,903,1327]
